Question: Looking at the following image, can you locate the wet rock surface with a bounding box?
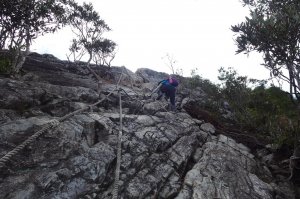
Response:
[0,53,297,198]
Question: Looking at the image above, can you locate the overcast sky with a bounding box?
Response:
[31,0,270,83]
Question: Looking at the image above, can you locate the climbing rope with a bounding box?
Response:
[110,74,259,198]
[0,63,266,199]
[0,67,126,170]
[112,89,123,199]
[112,73,256,173]
[0,119,59,168]
[0,93,118,169]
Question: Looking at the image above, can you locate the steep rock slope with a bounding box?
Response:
[0,53,296,198]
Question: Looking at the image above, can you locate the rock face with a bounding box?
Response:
[0,53,297,198]
[176,135,271,199]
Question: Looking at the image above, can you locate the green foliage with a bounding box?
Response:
[0,0,75,73]
[251,86,296,116]
[182,68,221,114]
[218,67,250,102]
[67,2,116,66]
[188,68,202,89]
[219,67,298,147]
[187,68,221,97]
[232,0,300,102]
[218,67,254,128]
[0,0,70,49]
[250,86,298,146]
[0,0,115,73]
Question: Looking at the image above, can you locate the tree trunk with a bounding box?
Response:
[85,53,101,82]
[12,27,31,74]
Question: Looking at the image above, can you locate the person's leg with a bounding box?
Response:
[164,92,169,101]
[168,87,176,111]
[156,85,166,100]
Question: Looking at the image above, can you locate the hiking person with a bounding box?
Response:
[156,76,179,111]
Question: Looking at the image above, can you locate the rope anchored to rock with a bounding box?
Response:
[112,89,123,199]
[0,119,60,168]
[0,67,126,170]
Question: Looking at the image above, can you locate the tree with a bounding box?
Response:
[0,0,71,74]
[218,67,252,127]
[162,53,177,75]
[92,39,117,67]
[231,0,300,102]
[67,2,116,73]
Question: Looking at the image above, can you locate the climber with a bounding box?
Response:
[156,76,179,111]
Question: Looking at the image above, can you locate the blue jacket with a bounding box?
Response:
[159,79,176,106]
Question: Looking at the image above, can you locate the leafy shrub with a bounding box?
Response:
[183,68,221,97]
[218,67,253,127]
[248,86,298,146]
[218,67,299,147]
[181,68,222,115]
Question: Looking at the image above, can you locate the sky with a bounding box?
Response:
[31,0,270,83]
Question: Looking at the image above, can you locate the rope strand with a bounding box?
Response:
[0,120,59,168]
[112,89,123,199]
[0,67,126,170]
